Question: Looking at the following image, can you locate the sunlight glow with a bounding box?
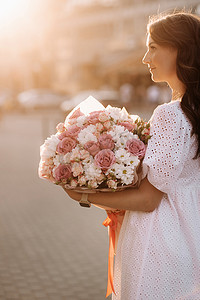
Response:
[0,0,29,22]
[0,0,32,34]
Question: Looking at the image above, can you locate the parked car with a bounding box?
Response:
[60,89,121,114]
[17,89,68,111]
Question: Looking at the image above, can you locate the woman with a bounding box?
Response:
[66,12,200,299]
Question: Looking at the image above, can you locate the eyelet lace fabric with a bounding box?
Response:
[112,101,200,300]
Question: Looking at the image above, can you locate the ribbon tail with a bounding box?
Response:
[105,228,116,297]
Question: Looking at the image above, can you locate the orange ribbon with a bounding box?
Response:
[103,210,125,298]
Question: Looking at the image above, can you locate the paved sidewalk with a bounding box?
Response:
[0,111,112,300]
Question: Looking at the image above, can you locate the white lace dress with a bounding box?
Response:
[113,100,200,300]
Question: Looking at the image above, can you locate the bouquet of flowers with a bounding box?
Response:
[39,96,151,297]
[39,96,150,192]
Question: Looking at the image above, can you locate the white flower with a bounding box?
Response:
[71,162,83,177]
[77,125,97,145]
[70,147,81,162]
[115,149,131,164]
[126,155,140,167]
[109,126,134,149]
[106,106,130,122]
[40,135,60,159]
[107,163,135,185]
[78,175,87,186]
[107,180,118,189]
[53,154,65,167]
[76,115,86,127]
[105,106,122,123]
[88,179,98,189]
[121,173,134,185]
[83,162,102,181]
[109,125,126,140]
[70,179,78,187]
[63,153,71,164]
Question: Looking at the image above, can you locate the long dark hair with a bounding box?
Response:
[148,12,200,159]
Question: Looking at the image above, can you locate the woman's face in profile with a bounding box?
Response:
[142,34,178,84]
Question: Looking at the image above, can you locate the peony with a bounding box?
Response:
[54,164,72,181]
[84,141,100,156]
[94,149,116,170]
[56,137,76,155]
[126,138,146,159]
[99,134,115,150]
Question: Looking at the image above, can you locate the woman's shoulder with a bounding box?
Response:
[151,99,191,131]
[152,100,185,121]
[154,99,181,113]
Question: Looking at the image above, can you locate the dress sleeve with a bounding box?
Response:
[142,103,190,194]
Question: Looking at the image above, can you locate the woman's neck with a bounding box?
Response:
[169,78,186,101]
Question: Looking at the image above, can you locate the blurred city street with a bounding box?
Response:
[0,106,152,300]
[0,109,110,300]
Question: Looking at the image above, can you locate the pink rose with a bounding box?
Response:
[56,137,76,154]
[69,108,84,119]
[84,141,101,156]
[126,138,146,159]
[54,164,72,181]
[58,125,80,140]
[120,121,135,131]
[88,110,104,124]
[67,125,81,137]
[94,149,116,170]
[98,134,114,150]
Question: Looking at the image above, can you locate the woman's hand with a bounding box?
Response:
[63,177,163,213]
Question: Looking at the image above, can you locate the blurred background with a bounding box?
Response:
[0,0,200,299]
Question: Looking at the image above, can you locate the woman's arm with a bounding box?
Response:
[65,177,163,212]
